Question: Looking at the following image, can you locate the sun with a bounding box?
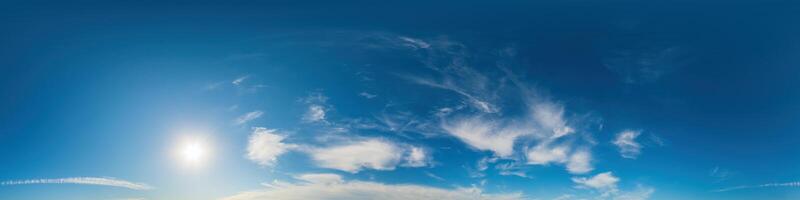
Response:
[176,137,210,167]
[181,141,206,162]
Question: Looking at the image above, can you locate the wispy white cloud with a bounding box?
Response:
[305,139,429,173]
[395,38,596,174]
[358,92,377,99]
[572,172,620,196]
[399,36,431,49]
[526,144,569,165]
[408,76,500,114]
[648,133,665,147]
[398,37,500,114]
[441,116,528,157]
[566,149,593,174]
[367,105,438,137]
[404,147,430,167]
[222,179,522,200]
[424,171,446,181]
[614,185,655,200]
[0,177,152,190]
[232,75,249,86]
[246,128,294,166]
[525,144,592,174]
[532,102,575,139]
[709,166,731,182]
[234,110,263,125]
[572,172,656,200]
[295,173,344,185]
[613,130,642,159]
[494,162,530,178]
[302,92,330,123]
[304,105,327,122]
[713,181,800,192]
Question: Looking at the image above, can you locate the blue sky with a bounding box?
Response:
[2,1,800,200]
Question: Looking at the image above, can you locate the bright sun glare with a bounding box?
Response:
[177,137,209,166]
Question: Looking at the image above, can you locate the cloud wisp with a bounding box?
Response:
[304,139,430,173]
[572,172,620,195]
[295,173,344,185]
[392,36,597,175]
[235,110,264,125]
[0,177,153,190]
[246,127,295,166]
[232,75,249,86]
[713,181,800,192]
[613,130,643,159]
[302,92,330,123]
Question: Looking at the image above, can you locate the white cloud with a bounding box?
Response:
[392,36,598,176]
[304,105,326,123]
[404,147,430,167]
[441,117,528,157]
[532,102,574,139]
[233,75,249,85]
[301,92,330,123]
[295,173,344,185]
[408,76,500,114]
[306,139,427,173]
[436,81,595,174]
[572,172,620,195]
[0,177,152,190]
[399,36,431,49]
[359,92,377,99]
[613,130,642,159]
[566,150,593,174]
[222,180,522,200]
[526,144,569,165]
[572,173,655,200]
[399,38,500,114]
[614,186,655,200]
[526,145,592,175]
[246,128,293,166]
[494,162,530,178]
[235,110,264,125]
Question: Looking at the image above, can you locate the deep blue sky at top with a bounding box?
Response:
[1,1,800,200]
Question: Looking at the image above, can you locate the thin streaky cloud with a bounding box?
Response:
[0,177,153,190]
[424,171,446,181]
[613,130,643,159]
[359,92,377,99]
[232,75,249,85]
[235,110,264,125]
[713,181,800,192]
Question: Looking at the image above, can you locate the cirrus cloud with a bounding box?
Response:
[0,177,153,190]
[246,128,295,166]
[305,139,430,173]
[613,130,642,159]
